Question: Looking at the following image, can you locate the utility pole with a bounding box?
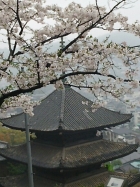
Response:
[25,113,34,187]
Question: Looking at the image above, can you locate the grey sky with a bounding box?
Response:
[0,0,139,48]
[45,0,140,37]
[46,0,140,22]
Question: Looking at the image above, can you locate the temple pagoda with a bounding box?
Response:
[0,86,140,187]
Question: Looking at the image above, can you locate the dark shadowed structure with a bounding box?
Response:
[0,87,140,187]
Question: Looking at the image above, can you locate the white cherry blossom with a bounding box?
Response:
[0,0,140,115]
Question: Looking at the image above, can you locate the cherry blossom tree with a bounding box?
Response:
[0,0,140,116]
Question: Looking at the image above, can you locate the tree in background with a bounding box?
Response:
[0,123,26,145]
[0,0,140,115]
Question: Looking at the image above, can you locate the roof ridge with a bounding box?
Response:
[58,88,66,130]
[59,146,66,168]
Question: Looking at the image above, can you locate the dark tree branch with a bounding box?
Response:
[15,80,21,89]
[1,68,139,106]
[95,0,101,18]
[60,0,126,55]
[13,32,70,57]
[36,59,41,85]
[7,30,12,58]
[0,0,139,108]
[13,0,125,57]
[129,45,140,48]
[35,32,70,48]
[0,83,44,106]
[16,0,22,31]
[2,1,16,13]
[9,0,125,57]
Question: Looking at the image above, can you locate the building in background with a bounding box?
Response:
[103,127,136,144]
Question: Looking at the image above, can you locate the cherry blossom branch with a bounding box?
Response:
[16,0,23,31]
[60,0,126,55]
[1,1,16,13]
[12,0,126,57]
[0,69,139,106]
[0,0,140,114]
[95,0,101,18]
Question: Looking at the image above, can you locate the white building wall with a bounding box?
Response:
[134,112,140,126]
[126,138,135,144]
[103,131,136,144]
[0,141,8,148]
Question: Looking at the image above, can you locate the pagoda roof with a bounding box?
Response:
[0,88,132,132]
[66,171,140,187]
[0,140,138,169]
[0,170,140,187]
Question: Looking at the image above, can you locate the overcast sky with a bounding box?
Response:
[47,0,140,23]
[45,0,140,37]
[0,0,139,48]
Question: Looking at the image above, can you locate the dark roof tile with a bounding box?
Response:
[0,171,140,187]
[0,140,138,169]
[0,88,132,132]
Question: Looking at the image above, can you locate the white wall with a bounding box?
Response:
[0,141,8,148]
[134,112,140,126]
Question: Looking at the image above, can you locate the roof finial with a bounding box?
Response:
[60,36,65,50]
[59,119,63,130]
[60,36,67,84]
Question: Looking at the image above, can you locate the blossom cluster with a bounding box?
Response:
[1,95,39,116]
[0,0,140,115]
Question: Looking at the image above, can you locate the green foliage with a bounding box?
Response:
[7,162,27,175]
[0,123,26,145]
[96,184,104,187]
[112,159,122,166]
[107,164,114,171]
[105,159,122,171]
[57,49,63,57]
